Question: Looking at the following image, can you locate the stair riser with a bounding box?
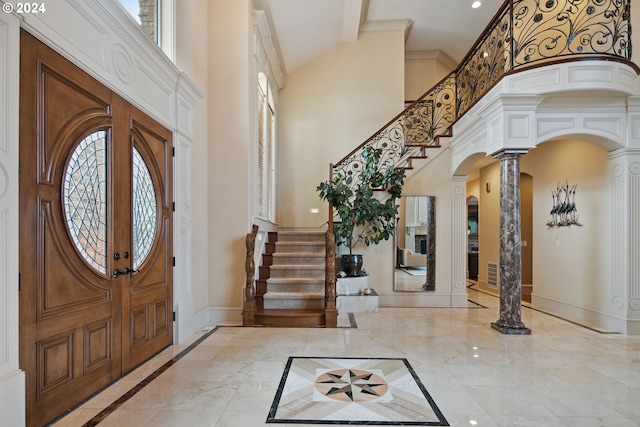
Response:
[275,243,325,254]
[264,299,325,310]
[272,256,325,266]
[276,232,325,243]
[267,283,325,293]
[270,268,325,279]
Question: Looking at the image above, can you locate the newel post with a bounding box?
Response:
[242,224,259,326]
[325,164,338,327]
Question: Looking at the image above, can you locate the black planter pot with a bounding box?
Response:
[341,254,363,277]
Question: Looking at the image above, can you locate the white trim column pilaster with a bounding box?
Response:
[451,176,469,306]
[0,7,25,427]
[609,148,640,334]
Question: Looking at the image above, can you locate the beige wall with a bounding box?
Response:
[404,51,456,100]
[206,0,253,312]
[522,140,612,315]
[277,30,406,229]
[176,0,210,316]
[521,174,533,286]
[478,161,500,287]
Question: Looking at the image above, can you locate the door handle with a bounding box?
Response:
[113,267,139,278]
[122,267,139,276]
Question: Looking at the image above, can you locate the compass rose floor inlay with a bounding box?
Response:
[267,357,449,425]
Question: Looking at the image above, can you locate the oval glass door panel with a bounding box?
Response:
[63,130,108,274]
[132,146,157,270]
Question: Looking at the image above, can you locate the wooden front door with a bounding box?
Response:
[19,30,173,427]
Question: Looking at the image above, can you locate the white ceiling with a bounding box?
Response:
[254,0,505,74]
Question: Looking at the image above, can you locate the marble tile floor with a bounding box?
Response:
[52,288,640,427]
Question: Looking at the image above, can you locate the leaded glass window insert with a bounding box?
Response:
[63,130,108,274]
[132,147,157,270]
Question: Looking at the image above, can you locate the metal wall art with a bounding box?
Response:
[547,181,582,228]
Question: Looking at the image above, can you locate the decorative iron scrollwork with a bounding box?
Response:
[457,5,511,118]
[332,0,631,199]
[512,0,631,67]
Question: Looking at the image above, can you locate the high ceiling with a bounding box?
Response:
[253,0,505,74]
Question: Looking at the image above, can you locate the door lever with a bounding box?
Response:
[113,267,139,278]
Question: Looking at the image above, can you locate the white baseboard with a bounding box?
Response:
[194,306,243,328]
[531,294,627,333]
[0,370,25,427]
[379,293,457,307]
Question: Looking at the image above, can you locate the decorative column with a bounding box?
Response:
[609,148,640,334]
[451,176,469,306]
[491,150,531,335]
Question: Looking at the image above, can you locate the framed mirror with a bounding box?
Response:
[394,196,435,291]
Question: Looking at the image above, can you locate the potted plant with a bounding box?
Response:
[317,146,405,276]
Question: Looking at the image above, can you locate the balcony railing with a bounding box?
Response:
[333,0,634,181]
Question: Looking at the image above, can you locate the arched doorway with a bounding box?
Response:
[467,196,479,280]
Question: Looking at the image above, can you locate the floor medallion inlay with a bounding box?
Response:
[267,357,449,425]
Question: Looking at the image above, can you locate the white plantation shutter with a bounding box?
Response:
[257,73,276,222]
[258,86,267,218]
[267,103,276,221]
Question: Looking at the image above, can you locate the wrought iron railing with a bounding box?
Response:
[324,0,635,320]
[333,0,633,181]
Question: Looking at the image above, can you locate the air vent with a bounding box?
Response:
[487,262,498,286]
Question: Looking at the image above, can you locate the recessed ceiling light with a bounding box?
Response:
[472,1,482,8]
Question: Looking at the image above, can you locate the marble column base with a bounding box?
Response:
[491,322,531,335]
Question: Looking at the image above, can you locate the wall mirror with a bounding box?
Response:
[394,195,435,291]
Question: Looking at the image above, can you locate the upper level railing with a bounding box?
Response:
[332,0,635,182]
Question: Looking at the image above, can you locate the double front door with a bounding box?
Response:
[19,30,173,426]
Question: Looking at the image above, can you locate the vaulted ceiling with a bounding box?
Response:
[253,0,505,74]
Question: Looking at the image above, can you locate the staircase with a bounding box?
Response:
[255,230,329,327]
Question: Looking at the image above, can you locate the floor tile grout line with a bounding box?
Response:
[80,326,220,427]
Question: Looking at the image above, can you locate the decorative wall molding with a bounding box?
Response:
[20,0,201,132]
[451,176,468,296]
[451,61,638,173]
[253,10,285,90]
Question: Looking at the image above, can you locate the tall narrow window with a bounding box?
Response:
[258,72,276,222]
[119,0,158,43]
